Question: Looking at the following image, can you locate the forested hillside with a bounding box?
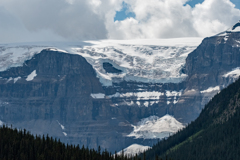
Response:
[0,125,138,160]
[144,77,240,160]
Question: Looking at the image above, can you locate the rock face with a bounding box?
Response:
[0,25,240,153]
[0,50,156,152]
[174,30,240,122]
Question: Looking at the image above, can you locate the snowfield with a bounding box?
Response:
[127,114,185,139]
[117,144,151,157]
[0,38,203,86]
[72,38,202,86]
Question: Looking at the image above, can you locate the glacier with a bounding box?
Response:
[0,38,203,86]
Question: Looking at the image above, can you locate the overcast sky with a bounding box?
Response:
[0,0,240,43]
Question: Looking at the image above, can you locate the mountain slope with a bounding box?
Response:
[0,38,202,152]
[0,21,240,153]
[144,75,240,160]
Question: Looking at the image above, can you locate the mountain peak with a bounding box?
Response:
[231,20,240,31]
[215,21,240,36]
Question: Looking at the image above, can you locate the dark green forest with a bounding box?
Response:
[0,125,141,160]
[144,77,240,160]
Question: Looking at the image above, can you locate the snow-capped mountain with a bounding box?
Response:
[0,38,202,86]
[0,21,240,153]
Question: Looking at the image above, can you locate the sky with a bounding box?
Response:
[0,0,240,43]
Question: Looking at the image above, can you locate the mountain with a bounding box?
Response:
[0,21,240,152]
[144,68,240,160]
[0,39,202,152]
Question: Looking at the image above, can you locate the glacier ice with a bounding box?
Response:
[0,38,203,86]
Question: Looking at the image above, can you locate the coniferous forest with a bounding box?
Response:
[0,125,139,160]
[143,77,240,160]
[0,124,175,160]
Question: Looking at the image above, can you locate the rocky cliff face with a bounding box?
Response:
[0,25,240,152]
[173,30,240,122]
[0,49,157,152]
[186,32,240,89]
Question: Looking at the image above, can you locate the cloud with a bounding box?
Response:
[0,0,239,43]
[192,0,240,37]
[109,0,240,39]
[0,0,110,43]
[0,5,65,43]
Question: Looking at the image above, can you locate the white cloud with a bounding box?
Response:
[0,0,110,43]
[109,0,240,39]
[0,0,239,43]
[192,0,240,37]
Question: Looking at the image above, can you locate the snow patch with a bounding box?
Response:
[223,67,240,79]
[26,70,37,81]
[63,132,67,136]
[57,120,65,130]
[150,101,158,105]
[0,120,4,126]
[127,114,184,139]
[173,99,178,104]
[109,90,182,106]
[91,93,105,99]
[143,101,149,107]
[136,101,140,106]
[165,90,182,105]
[14,77,21,83]
[48,48,68,53]
[165,90,182,97]
[200,86,220,93]
[6,77,13,83]
[117,144,151,157]
[109,91,164,100]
